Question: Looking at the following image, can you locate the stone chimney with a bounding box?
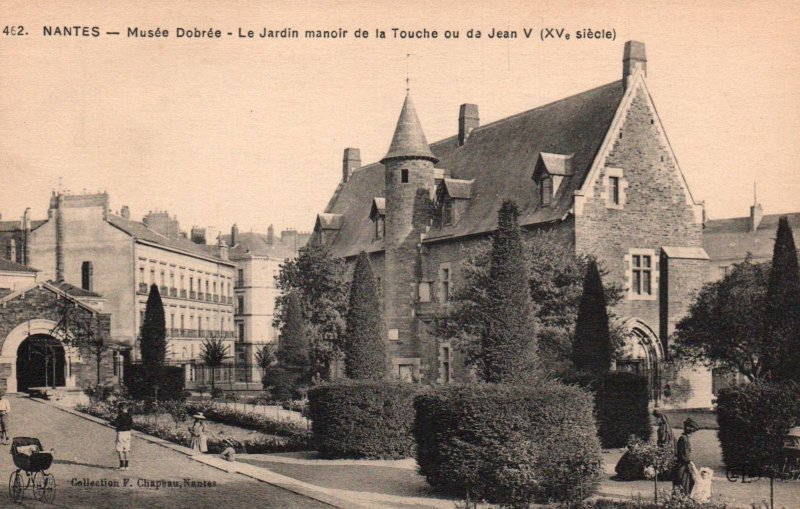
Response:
[218,238,229,261]
[230,224,239,247]
[267,224,275,244]
[458,104,479,146]
[143,210,180,239]
[120,205,130,219]
[623,40,647,88]
[281,229,298,251]
[190,227,206,244]
[749,203,764,232]
[342,148,361,183]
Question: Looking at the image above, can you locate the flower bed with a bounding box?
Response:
[184,402,309,439]
[76,401,311,454]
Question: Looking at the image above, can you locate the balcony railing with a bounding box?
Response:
[190,291,197,299]
[180,289,187,298]
[213,295,219,303]
[205,294,212,302]
[170,288,177,297]
[137,283,148,294]
[198,292,204,300]
[227,296,233,305]
[160,285,168,295]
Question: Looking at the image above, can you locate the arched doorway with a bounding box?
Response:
[615,318,664,403]
[16,334,66,392]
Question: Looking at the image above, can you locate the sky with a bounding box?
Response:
[1,0,798,235]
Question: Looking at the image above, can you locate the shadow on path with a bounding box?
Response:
[53,458,115,470]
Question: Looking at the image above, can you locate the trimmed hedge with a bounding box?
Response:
[307,380,419,459]
[124,364,186,401]
[717,381,800,472]
[414,382,602,505]
[565,371,651,448]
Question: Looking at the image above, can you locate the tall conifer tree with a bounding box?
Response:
[140,284,167,382]
[765,217,800,382]
[344,252,386,380]
[480,200,539,383]
[279,291,310,368]
[572,259,613,374]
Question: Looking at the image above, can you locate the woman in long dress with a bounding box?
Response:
[189,413,208,453]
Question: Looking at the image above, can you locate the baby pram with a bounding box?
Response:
[8,437,55,504]
[780,426,800,480]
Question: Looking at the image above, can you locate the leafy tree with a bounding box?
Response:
[764,217,800,382]
[50,292,110,385]
[275,242,348,380]
[437,230,623,374]
[572,260,613,375]
[672,257,771,380]
[140,284,167,383]
[199,337,230,390]
[527,230,625,369]
[344,252,386,380]
[478,200,540,383]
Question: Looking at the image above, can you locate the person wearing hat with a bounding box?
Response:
[0,389,10,445]
[673,417,700,495]
[189,412,208,453]
[111,401,133,470]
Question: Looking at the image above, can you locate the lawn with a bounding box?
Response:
[663,408,718,430]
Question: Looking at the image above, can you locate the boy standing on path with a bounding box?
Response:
[111,401,133,470]
[0,390,10,445]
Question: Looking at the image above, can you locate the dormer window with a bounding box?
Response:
[436,178,473,227]
[539,176,553,207]
[375,215,385,240]
[442,197,454,226]
[369,197,386,241]
[532,152,573,209]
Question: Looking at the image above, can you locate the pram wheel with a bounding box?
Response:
[41,473,55,503]
[32,471,45,500]
[8,470,23,503]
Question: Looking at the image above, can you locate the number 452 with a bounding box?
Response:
[3,26,25,36]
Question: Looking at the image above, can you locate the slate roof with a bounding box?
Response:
[381,93,438,163]
[703,212,800,263]
[220,231,298,260]
[106,214,231,263]
[323,81,626,258]
[49,280,102,298]
[0,258,38,273]
[0,220,46,232]
[442,179,474,200]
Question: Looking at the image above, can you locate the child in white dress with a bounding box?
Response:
[689,462,713,503]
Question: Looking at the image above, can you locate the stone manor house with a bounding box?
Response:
[314,40,798,409]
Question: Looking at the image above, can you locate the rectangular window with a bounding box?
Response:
[540,177,553,207]
[180,314,185,330]
[398,364,414,382]
[238,322,245,342]
[442,346,451,383]
[632,255,653,295]
[160,270,165,286]
[610,176,620,205]
[237,269,244,287]
[441,268,450,303]
[170,313,175,329]
[237,296,245,313]
[170,272,175,288]
[189,277,194,291]
[401,169,409,183]
[443,198,453,225]
[139,267,145,283]
[150,269,156,285]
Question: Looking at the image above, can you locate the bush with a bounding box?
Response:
[262,365,304,401]
[414,382,602,505]
[307,380,418,459]
[210,387,225,399]
[184,401,309,441]
[717,381,800,473]
[124,364,186,401]
[564,371,651,448]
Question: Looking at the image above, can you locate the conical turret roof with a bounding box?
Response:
[381,93,438,164]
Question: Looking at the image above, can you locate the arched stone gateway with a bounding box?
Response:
[0,319,82,393]
[0,283,118,394]
[615,318,664,403]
